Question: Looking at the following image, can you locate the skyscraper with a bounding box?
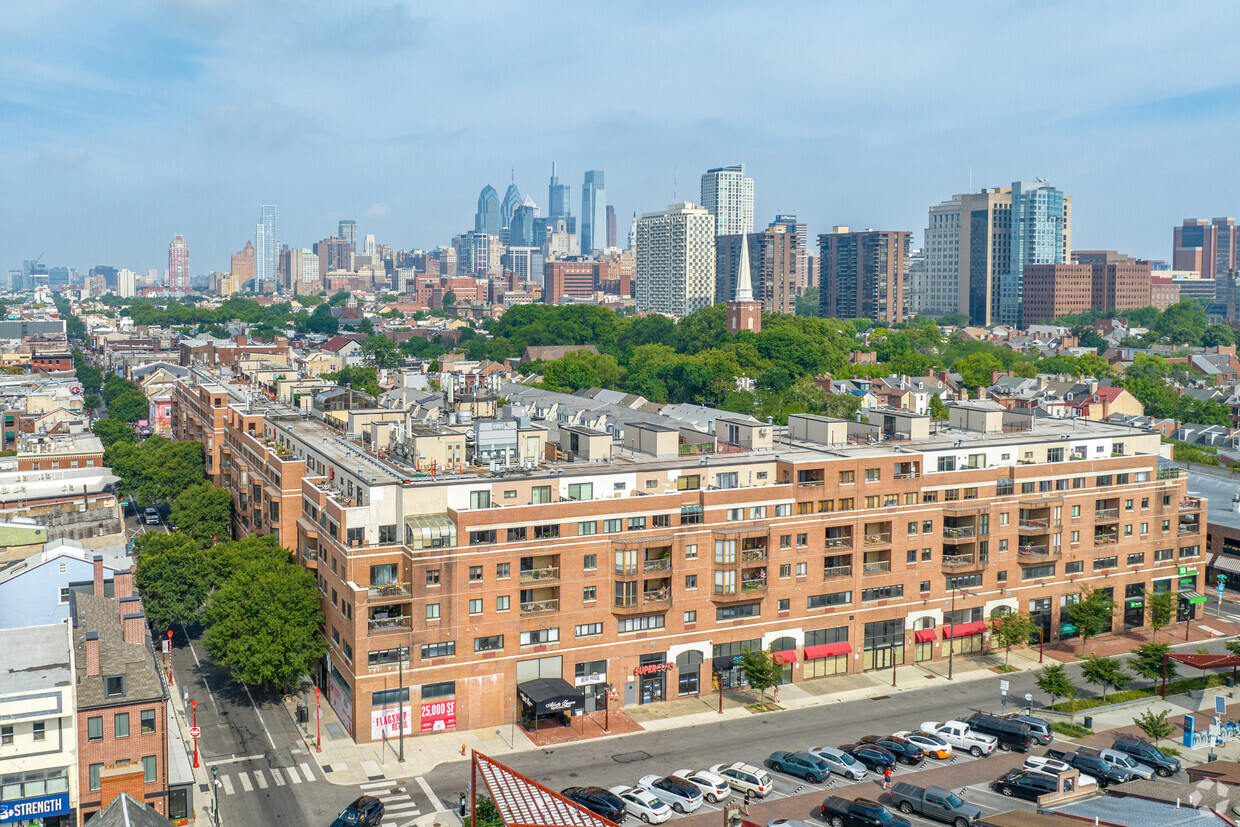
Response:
[339,220,357,252]
[476,185,499,236]
[818,227,910,324]
[606,205,617,250]
[548,163,571,224]
[581,170,605,254]
[919,197,963,317]
[231,241,256,292]
[635,202,716,317]
[255,222,267,289]
[363,234,377,258]
[1003,180,1071,326]
[168,235,190,292]
[1174,218,1237,278]
[510,196,539,248]
[500,183,522,240]
[700,164,755,237]
[257,205,278,289]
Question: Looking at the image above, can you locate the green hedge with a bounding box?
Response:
[1049,674,1224,713]
[1050,722,1094,737]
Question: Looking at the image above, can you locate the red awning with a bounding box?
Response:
[943,621,987,639]
[804,642,851,659]
[773,650,798,664]
[915,629,938,643]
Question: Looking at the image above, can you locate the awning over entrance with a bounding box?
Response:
[773,650,797,664]
[804,642,851,659]
[1179,590,1208,605]
[517,678,585,717]
[914,629,938,643]
[942,621,987,639]
[1210,554,1240,576]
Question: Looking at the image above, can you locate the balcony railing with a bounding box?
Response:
[740,577,768,592]
[368,616,411,634]
[741,548,767,562]
[643,558,672,573]
[1180,497,1201,510]
[864,532,892,546]
[894,471,919,480]
[1017,546,1059,563]
[1018,519,1049,530]
[368,583,411,601]
[1094,534,1119,545]
[520,566,559,582]
[520,599,559,615]
[824,536,853,549]
[797,479,825,488]
[862,560,891,574]
[942,526,976,539]
[942,554,980,569]
[643,589,670,604]
[1018,544,1048,556]
[824,565,852,579]
[1095,508,1119,520]
[1178,523,1200,535]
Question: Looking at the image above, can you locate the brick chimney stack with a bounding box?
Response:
[84,630,100,676]
[123,613,147,646]
[92,555,105,596]
[113,570,133,599]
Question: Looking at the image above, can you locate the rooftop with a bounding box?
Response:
[1186,470,1240,531]
[72,592,166,710]
[0,623,71,695]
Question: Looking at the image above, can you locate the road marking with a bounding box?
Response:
[238,772,253,792]
[204,754,266,766]
[299,762,315,781]
[220,775,235,796]
[381,795,413,805]
[361,780,395,791]
[415,776,444,812]
[272,768,285,786]
[254,770,268,789]
[386,803,420,814]
[285,765,302,784]
[240,682,278,752]
[178,622,218,713]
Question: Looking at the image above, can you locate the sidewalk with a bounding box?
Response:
[1042,618,1236,662]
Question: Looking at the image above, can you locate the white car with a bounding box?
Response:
[806,746,869,780]
[674,769,731,803]
[1023,756,1098,788]
[921,721,997,758]
[708,762,775,798]
[637,775,704,814]
[609,786,672,824]
[891,730,954,760]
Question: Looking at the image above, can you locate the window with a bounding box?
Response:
[999,539,1009,551]
[578,521,597,536]
[373,687,411,706]
[808,591,852,609]
[922,548,932,561]
[469,530,496,545]
[680,504,704,524]
[105,676,124,698]
[865,496,881,509]
[714,569,736,594]
[59,586,70,605]
[685,544,698,559]
[567,482,593,501]
[684,611,697,624]
[496,563,510,578]
[797,533,808,547]
[618,614,665,633]
[468,599,483,614]
[780,535,792,549]
[779,564,791,578]
[470,490,491,510]
[968,453,985,468]
[1155,548,1174,562]
[114,712,129,738]
[922,491,938,503]
[714,539,737,564]
[421,642,455,659]
[946,574,983,590]
[716,602,760,621]
[504,489,517,499]
[1022,564,1056,580]
[1142,497,1150,509]
[1127,552,1145,566]
[0,725,11,745]
[534,524,560,539]
[1046,448,1063,463]
[685,575,697,589]
[604,519,622,533]
[716,472,738,490]
[507,527,527,542]
[907,549,917,563]
[1065,560,1084,574]
[143,755,158,783]
[583,586,597,600]
[520,628,559,646]
[775,503,791,517]
[865,468,880,482]
[840,470,855,484]
[862,585,903,601]
[1162,520,1171,532]
[1141,522,1149,535]
[31,720,46,741]
[1070,530,1080,543]
[908,521,918,536]
[796,562,807,576]
[749,506,766,520]
[727,508,743,521]
[1181,545,1201,558]
[379,524,397,544]
[474,635,504,652]
[1125,498,1134,511]
[1124,525,1133,537]
[426,569,441,586]
[426,603,441,620]
[423,681,455,699]
[653,513,672,527]
[778,598,790,611]
[677,475,700,490]
[497,595,510,611]
[997,570,1007,583]
[89,763,103,792]
[937,456,956,472]
[576,623,603,637]
[839,498,854,510]
[531,486,552,504]
[920,580,931,592]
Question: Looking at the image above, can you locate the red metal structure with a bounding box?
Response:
[470,750,621,827]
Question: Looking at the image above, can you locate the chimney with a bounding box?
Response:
[84,631,100,676]
[113,570,134,599]
[123,612,147,646]
[92,555,104,597]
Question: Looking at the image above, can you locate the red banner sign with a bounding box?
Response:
[420,699,456,732]
[633,663,675,676]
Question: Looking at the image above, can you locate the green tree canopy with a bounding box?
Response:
[1035,663,1077,710]
[989,611,1036,665]
[1130,641,1176,685]
[1133,708,1175,746]
[170,482,233,547]
[1066,585,1117,653]
[108,389,149,423]
[1079,653,1129,701]
[133,533,212,633]
[740,646,782,702]
[92,417,136,449]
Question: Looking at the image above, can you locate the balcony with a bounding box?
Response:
[1095,508,1119,520]
[642,589,671,606]
[1018,518,1049,531]
[864,533,892,546]
[643,557,672,573]
[368,583,412,603]
[368,616,411,635]
[520,598,560,615]
[1180,496,1202,512]
[942,526,976,539]
[1178,522,1200,535]
[1094,534,1119,546]
[1016,545,1061,563]
[520,566,560,582]
[942,554,985,572]
[823,564,852,579]
[824,535,853,549]
[741,548,767,563]
[740,576,768,593]
[862,560,891,574]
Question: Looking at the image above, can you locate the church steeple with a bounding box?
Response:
[726,233,762,334]
[734,232,754,302]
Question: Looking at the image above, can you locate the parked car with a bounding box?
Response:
[838,743,896,771]
[1022,755,1097,789]
[1110,737,1181,777]
[1098,749,1155,780]
[891,731,953,760]
[991,770,1057,802]
[767,751,831,783]
[1005,713,1054,745]
[858,735,925,766]
[562,787,627,822]
[888,783,981,827]
[331,796,385,827]
[806,746,869,781]
[708,762,774,798]
[609,785,672,824]
[964,713,1034,752]
[673,769,731,803]
[920,721,996,758]
[819,796,910,827]
[1045,748,1133,788]
[143,506,160,525]
[637,775,703,814]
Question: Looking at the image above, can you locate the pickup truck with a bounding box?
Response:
[820,796,911,827]
[888,783,980,827]
[1044,748,1133,788]
[920,721,997,758]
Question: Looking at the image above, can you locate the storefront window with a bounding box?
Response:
[637,653,667,704]
[676,651,702,695]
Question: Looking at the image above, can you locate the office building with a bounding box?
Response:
[255,205,278,290]
[548,163,571,225]
[293,249,321,296]
[1074,251,1152,315]
[635,202,716,317]
[544,260,600,304]
[501,183,522,242]
[1021,252,1151,326]
[1003,181,1072,326]
[510,197,539,248]
[363,234,377,259]
[339,220,357,252]
[1150,275,1180,310]
[581,170,606,254]
[167,236,189,292]
[606,205,617,250]
[476,185,500,237]
[717,217,808,315]
[116,269,136,299]
[920,198,963,316]
[700,164,755,237]
[1174,218,1237,278]
[230,241,255,293]
[314,237,353,281]
[818,227,911,324]
[503,247,543,287]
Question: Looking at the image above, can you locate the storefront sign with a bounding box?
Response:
[420,699,456,732]
[633,663,675,676]
[574,672,606,686]
[371,706,412,740]
[544,699,576,711]
[0,793,70,823]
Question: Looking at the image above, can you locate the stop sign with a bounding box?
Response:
[190,726,201,738]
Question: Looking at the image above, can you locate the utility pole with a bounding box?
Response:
[948,585,956,680]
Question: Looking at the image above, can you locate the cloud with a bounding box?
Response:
[37,144,87,166]
[197,96,323,149]
[365,202,391,220]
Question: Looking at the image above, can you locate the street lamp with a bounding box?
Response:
[211,765,220,826]
[191,700,199,769]
[315,688,322,753]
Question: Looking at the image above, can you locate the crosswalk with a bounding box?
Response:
[211,762,319,796]
[359,779,424,827]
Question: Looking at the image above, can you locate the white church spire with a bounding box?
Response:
[734,233,754,302]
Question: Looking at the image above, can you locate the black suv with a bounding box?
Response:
[562,787,627,822]
[1111,737,1181,777]
[964,714,1033,752]
[331,796,385,827]
[992,770,1055,802]
[859,735,925,766]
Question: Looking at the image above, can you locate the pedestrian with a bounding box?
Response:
[742,791,751,815]
[882,765,892,791]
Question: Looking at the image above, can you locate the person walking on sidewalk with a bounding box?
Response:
[882,765,893,791]
[742,791,751,815]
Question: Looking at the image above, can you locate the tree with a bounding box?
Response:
[357,316,375,336]
[955,352,1003,388]
[442,290,458,307]
[739,646,782,703]
[306,303,339,335]
[1133,708,1175,747]
[1079,653,1129,702]
[1066,585,1116,653]
[1203,324,1236,348]
[83,392,101,412]
[795,287,820,317]
[92,417,136,449]
[170,483,233,547]
[1146,590,1174,640]
[361,335,402,371]
[825,392,863,421]
[203,555,326,692]
[108,389,149,423]
[990,611,1036,666]
[1035,663,1077,713]
[133,534,212,633]
[1131,642,1176,686]
[938,313,971,328]
[928,393,949,422]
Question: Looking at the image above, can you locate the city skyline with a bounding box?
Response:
[4,3,1240,274]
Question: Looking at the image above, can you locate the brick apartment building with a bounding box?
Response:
[1023,252,1153,326]
[173,374,1205,745]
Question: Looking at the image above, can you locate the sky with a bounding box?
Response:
[4,1,1240,276]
